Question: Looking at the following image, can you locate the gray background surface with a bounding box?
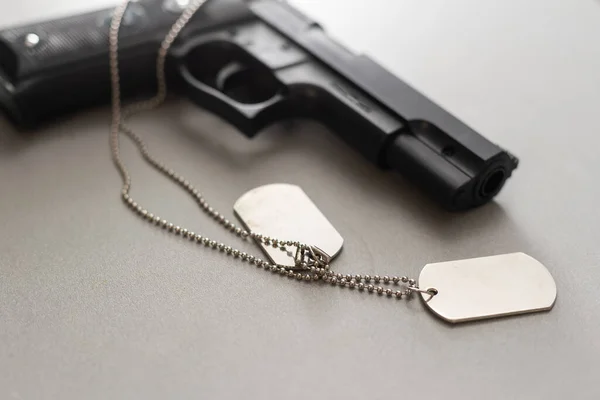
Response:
[1,0,599,399]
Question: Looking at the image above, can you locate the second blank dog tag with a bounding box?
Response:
[234,184,343,267]
[418,252,557,323]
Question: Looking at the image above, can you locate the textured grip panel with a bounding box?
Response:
[2,11,111,63]
[0,0,173,80]
[0,0,254,127]
[0,0,255,82]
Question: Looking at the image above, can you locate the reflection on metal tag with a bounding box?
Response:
[234,184,343,268]
[418,253,557,324]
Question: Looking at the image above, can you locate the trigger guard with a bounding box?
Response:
[177,61,286,138]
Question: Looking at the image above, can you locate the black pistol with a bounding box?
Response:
[0,0,518,211]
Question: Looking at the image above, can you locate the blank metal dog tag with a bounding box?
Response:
[234,184,343,267]
[418,253,557,324]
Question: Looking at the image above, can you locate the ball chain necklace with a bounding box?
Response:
[108,0,557,324]
[109,0,423,298]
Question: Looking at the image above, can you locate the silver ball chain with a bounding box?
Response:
[109,0,428,300]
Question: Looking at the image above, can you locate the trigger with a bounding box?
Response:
[214,61,281,104]
[215,62,245,91]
